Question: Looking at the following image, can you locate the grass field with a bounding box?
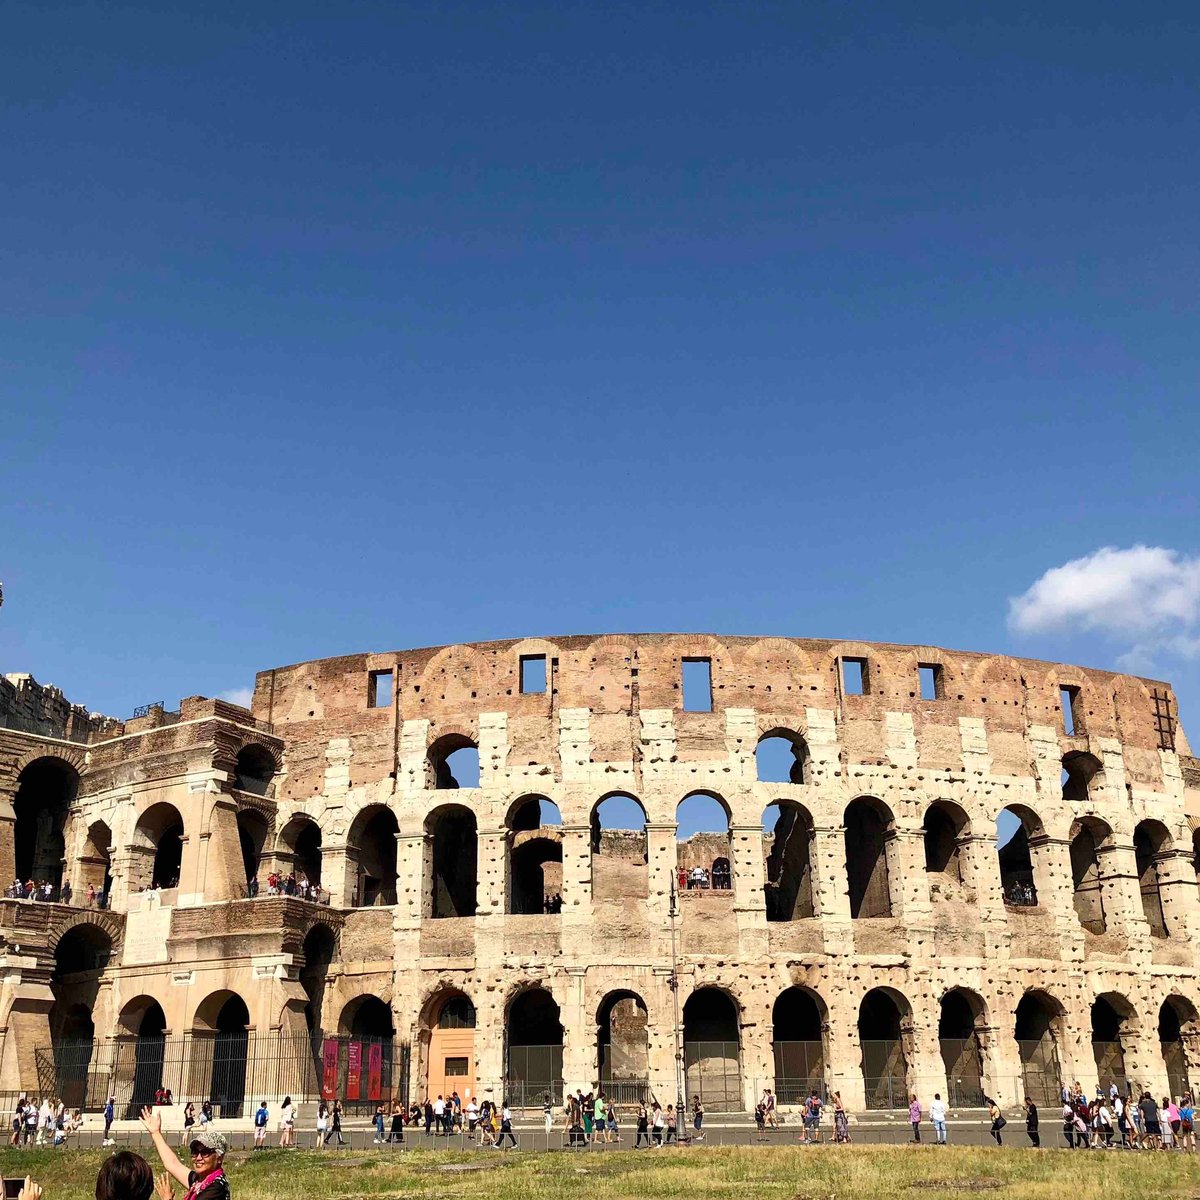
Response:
[3,1144,1199,1200]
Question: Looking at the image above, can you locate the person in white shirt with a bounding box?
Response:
[432,1095,446,1135]
[929,1093,947,1144]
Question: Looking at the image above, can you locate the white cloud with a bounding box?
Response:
[218,686,254,708]
[1009,545,1200,670]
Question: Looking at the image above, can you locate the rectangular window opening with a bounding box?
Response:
[842,657,869,696]
[1060,685,1081,736]
[444,1056,469,1076]
[682,658,713,712]
[519,654,547,694]
[918,663,943,701]
[368,669,393,709]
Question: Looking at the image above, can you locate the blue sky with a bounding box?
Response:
[3,1,1199,765]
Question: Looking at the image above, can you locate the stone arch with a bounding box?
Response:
[683,986,742,1110]
[858,987,912,1109]
[347,803,398,907]
[1014,988,1065,1106]
[1159,995,1199,1098]
[277,814,322,886]
[338,993,395,1039]
[1069,815,1114,934]
[421,986,478,1103]
[236,808,270,890]
[1062,750,1103,804]
[232,741,278,795]
[193,990,251,1117]
[755,728,811,785]
[844,796,895,918]
[923,800,970,888]
[14,755,79,889]
[771,986,827,1102]
[506,795,562,915]
[597,990,649,1100]
[79,820,113,899]
[427,730,480,790]
[1092,991,1137,1095]
[425,802,477,918]
[116,995,167,1115]
[299,923,336,1033]
[505,985,564,1105]
[762,800,815,921]
[938,987,988,1106]
[677,790,732,891]
[131,802,185,892]
[997,803,1044,907]
[1134,819,1172,938]
[49,921,113,1105]
[590,792,648,901]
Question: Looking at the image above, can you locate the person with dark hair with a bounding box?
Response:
[1024,1097,1040,1147]
[139,1108,230,1200]
[95,1150,155,1200]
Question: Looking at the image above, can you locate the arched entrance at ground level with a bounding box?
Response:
[426,805,477,918]
[50,923,114,1104]
[131,803,184,892]
[117,997,167,1116]
[1014,990,1063,1107]
[506,989,563,1105]
[1159,997,1197,1099]
[1070,817,1112,934]
[683,988,742,1110]
[845,798,894,918]
[14,756,79,889]
[237,810,269,891]
[80,821,113,900]
[997,806,1043,907]
[348,805,398,907]
[1135,820,1172,939]
[425,992,477,1104]
[762,802,815,921]
[194,992,250,1118]
[300,924,336,1033]
[337,995,397,1104]
[938,989,987,1107]
[590,794,648,901]
[597,991,649,1103]
[278,816,322,887]
[772,987,826,1103]
[1092,994,1133,1095]
[858,989,910,1110]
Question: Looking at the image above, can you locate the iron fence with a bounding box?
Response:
[684,1039,742,1110]
[772,1040,826,1104]
[504,1044,563,1106]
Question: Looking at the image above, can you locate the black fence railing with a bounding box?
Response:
[35,1032,411,1118]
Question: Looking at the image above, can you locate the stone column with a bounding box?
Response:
[322,845,353,908]
[1154,847,1200,945]
[890,826,929,921]
[396,833,426,923]
[1096,840,1143,940]
[561,968,591,1092]
[558,824,591,910]
[645,823,676,923]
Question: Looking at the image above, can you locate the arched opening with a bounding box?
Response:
[597,991,649,1104]
[118,997,167,1117]
[348,804,398,907]
[844,798,894,919]
[14,756,78,891]
[1091,994,1131,1095]
[428,734,480,790]
[233,744,276,796]
[938,989,986,1107]
[923,802,969,890]
[755,730,810,784]
[1159,997,1197,1098]
[300,924,336,1034]
[676,792,732,892]
[278,816,323,888]
[236,810,269,891]
[1061,751,1101,804]
[50,924,112,1108]
[131,803,184,892]
[507,796,563,914]
[762,801,815,921]
[1134,820,1171,938]
[683,987,742,1109]
[427,992,477,1103]
[1014,990,1064,1106]
[858,989,910,1109]
[506,988,563,1106]
[590,793,648,901]
[194,992,250,1118]
[772,987,826,1103]
[80,821,113,902]
[338,995,396,1104]
[997,805,1042,907]
[1070,816,1112,934]
[426,805,477,918]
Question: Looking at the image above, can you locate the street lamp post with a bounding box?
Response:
[668,876,687,1139]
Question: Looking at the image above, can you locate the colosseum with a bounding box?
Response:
[2,634,1199,1120]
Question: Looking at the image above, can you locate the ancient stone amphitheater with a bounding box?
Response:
[2,634,1199,1118]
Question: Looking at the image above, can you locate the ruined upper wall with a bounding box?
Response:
[0,672,121,744]
[250,634,1190,802]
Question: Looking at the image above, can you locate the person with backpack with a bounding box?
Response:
[252,1101,269,1149]
[802,1090,823,1143]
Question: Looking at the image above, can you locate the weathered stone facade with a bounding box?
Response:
[2,635,1200,1114]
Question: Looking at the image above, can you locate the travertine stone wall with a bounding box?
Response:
[0,635,1198,1113]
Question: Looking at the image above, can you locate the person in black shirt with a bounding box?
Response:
[139,1109,230,1200]
[1024,1097,1039,1147]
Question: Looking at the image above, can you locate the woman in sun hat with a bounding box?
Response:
[139,1107,230,1200]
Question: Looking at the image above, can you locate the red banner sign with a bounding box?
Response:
[321,1039,339,1100]
[346,1041,362,1100]
[367,1042,383,1101]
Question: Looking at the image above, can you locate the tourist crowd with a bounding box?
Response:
[8,1097,85,1147]
[246,872,326,902]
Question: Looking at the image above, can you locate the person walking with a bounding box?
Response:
[987,1097,1006,1146]
[387,1101,405,1144]
[315,1101,328,1148]
[543,1092,553,1137]
[497,1101,517,1150]
[929,1093,947,1145]
[1025,1097,1040,1147]
[833,1092,850,1144]
[692,1095,704,1141]
[635,1102,650,1149]
[909,1094,923,1143]
[324,1099,345,1147]
[651,1102,665,1146]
